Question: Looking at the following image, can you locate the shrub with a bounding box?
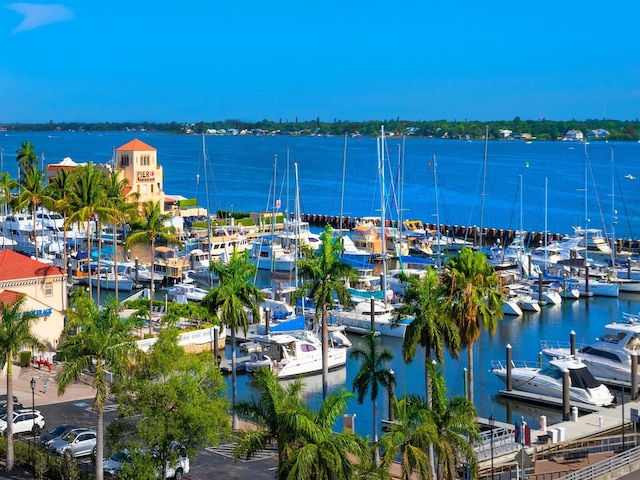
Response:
[20,350,31,367]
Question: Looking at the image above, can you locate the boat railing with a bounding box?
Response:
[540,339,585,352]
[490,359,544,370]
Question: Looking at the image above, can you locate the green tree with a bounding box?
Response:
[11,165,49,259]
[68,163,109,302]
[296,225,357,399]
[234,368,368,480]
[440,247,503,404]
[57,291,141,480]
[104,171,138,299]
[46,169,76,275]
[427,362,480,480]
[203,249,262,429]
[395,269,460,401]
[126,201,181,331]
[111,329,230,480]
[377,394,434,480]
[0,294,45,472]
[350,331,394,464]
[0,172,16,217]
[16,140,38,185]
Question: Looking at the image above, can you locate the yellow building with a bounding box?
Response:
[0,250,67,355]
[115,139,165,211]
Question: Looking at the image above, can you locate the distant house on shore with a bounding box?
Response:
[562,129,584,141]
[587,128,609,139]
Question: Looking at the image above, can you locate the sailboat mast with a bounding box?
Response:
[611,146,616,266]
[479,125,488,249]
[202,133,212,277]
[584,142,589,267]
[433,154,441,272]
[544,177,548,271]
[271,154,277,237]
[378,126,388,297]
[339,133,347,233]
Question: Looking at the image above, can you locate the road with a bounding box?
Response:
[31,400,278,479]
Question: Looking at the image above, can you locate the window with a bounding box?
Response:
[120,155,130,167]
[45,281,53,296]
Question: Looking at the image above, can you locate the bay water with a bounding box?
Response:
[5,131,640,438]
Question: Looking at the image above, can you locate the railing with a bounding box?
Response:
[559,444,640,480]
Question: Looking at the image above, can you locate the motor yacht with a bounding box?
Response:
[541,312,640,384]
[330,299,409,338]
[243,330,347,379]
[490,356,614,407]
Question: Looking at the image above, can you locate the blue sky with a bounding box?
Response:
[1,1,639,123]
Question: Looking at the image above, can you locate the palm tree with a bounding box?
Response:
[0,294,45,472]
[16,140,38,186]
[202,249,262,430]
[57,290,141,480]
[395,269,460,402]
[296,225,357,399]
[427,362,480,480]
[126,200,181,331]
[46,169,77,278]
[234,367,368,480]
[377,394,435,480]
[68,163,108,302]
[104,171,138,299]
[11,165,48,259]
[0,172,17,236]
[440,247,503,404]
[350,331,394,464]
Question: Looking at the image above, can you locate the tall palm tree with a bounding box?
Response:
[440,246,503,404]
[11,165,49,259]
[16,140,38,187]
[203,249,262,430]
[68,163,108,302]
[57,290,140,480]
[296,225,357,399]
[0,294,45,472]
[46,169,77,278]
[104,171,138,299]
[126,201,181,331]
[350,331,394,464]
[234,368,367,480]
[395,269,460,402]
[427,362,480,480]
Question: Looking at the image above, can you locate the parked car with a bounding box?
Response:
[49,428,97,458]
[0,402,24,417]
[0,409,45,436]
[103,443,190,479]
[39,424,78,447]
[0,395,19,404]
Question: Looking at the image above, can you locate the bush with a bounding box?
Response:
[20,351,31,367]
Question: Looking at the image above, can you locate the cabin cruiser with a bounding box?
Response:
[244,330,348,379]
[90,268,134,292]
[119,262,164,284]
[248,236,296,271]
[165,283,208,303]
[330,299,409,338]
[1,212,64,259]
[490,356,614,407]
[541,312,640,384]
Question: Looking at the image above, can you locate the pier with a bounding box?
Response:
[299,213,640,253]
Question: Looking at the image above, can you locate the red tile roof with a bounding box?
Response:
[116,139,156,152]
[0,250,64,281]
[0,290,25,306]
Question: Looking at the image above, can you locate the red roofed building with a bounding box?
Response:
[0,250,67,352]
[115,139,165,211]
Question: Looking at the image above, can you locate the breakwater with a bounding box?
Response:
[300,213,640,253]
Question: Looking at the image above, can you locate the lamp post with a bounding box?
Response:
[489,414,495,480]
[30,378,36,452]
[264,307,271,334]
[388,369,395,422]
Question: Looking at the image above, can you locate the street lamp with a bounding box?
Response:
[30,378,36,451]
[489,414,495,480]
[388,369,395,422]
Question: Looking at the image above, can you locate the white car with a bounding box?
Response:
[103,444,190,479]
[49,428,97,458]
[0,409,45,436]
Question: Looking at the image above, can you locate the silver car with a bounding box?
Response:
[49,427,97,458]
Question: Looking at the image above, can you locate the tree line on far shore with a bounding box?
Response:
[2,117,640,141]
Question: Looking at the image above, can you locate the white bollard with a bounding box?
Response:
[571,406,578,422]
[599,416,604,428]
[539,415,547,432]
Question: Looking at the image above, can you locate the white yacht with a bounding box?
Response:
[90,269,134,292]
[541,312,640,384]
[165,283,209,303]
[330,299,409,338]
[244,330,347,379]
[490,356,614,407]
[248,236,296,271]
[119,262,164,284]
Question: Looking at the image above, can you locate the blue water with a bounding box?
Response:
[5,131,640,438]
[2,131,640,238]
